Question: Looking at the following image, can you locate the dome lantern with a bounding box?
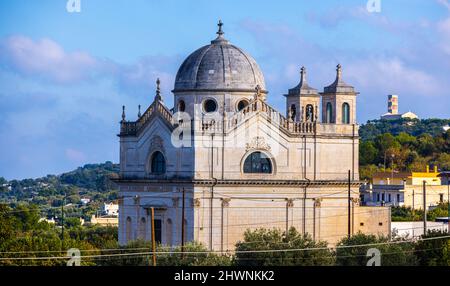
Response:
[173,21,266,94]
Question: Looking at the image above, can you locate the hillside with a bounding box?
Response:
[359,118,450,141]
[0,162,119,220]
[359,118,450,180]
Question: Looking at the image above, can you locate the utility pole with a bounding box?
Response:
[150,207,156,266]
[412,189,415,238]
[303,186,306,235]
[391,154,395,182]
[61,192,66,250]
[438,172,450,234]
[181,188,185,259]
[303,178,310,236]
[348,170,351,238]
[423,181,427,236]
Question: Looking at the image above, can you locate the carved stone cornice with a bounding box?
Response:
[314,198,323,208]
[221,198,231,207]
[246,136,271,152]
[351,197,360,205]
[193,198,201,208]
[286,198,294,208]
[150,135,165,153]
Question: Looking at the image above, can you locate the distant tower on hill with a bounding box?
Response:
[381,94,418,120]
[387,94,398,115]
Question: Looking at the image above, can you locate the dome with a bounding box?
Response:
[173,21,266,93]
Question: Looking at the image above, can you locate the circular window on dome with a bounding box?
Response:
[203,99,217,113]
[237,99,249,111]
[178,100,186,112]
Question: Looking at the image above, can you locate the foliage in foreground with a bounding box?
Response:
[234,227,335,266]
[2,204,450,266]
[335,232,418,266]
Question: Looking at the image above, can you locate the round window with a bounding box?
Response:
[203,99,217,113]
[237,99,249,111]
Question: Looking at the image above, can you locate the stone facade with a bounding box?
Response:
[113,22,390,250]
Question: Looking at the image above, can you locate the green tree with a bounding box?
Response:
[417,134,436,157]
[434,153,450,171]
[396,132,417,147]
[336,233,417,266]
[234,227,334,266]
[375,133,401,166]
[360,141,378,165]
[415,230,450,266]
[359,164,380,181]
[157,242,232,266]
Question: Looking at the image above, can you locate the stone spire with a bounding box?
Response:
[154,78,162,102]
[323,64,355,93]
[121,105,126,122]
[300,66,306,86]
[211,20,229,44]
[286,66,318,96]
[138,105,141,118]
[336,64,342,81]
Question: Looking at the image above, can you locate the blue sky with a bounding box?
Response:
[0,0,449,180]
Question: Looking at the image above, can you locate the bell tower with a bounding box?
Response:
[320,64,358,124]
[284,66,320,122]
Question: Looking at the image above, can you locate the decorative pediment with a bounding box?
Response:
[150,136,165,153]
[246,136,271,152]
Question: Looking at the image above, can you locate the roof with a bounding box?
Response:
[173,21,266,93]
[372,172,411,179]
[322,64,356,94]
[285,66,318,97]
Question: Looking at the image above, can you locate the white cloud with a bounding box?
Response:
[0,36,103,84]
[345,57,441,96]
[437,17,450,55]
[65,148,87,163]
[0,35,178,98]
[437,0,450,11]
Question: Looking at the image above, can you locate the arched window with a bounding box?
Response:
[178,100,186,112]
[290,104,296,121]
[305,104,314,122]
[151,151,166,174]
[326,102,333,123]
[342,103,350,124]
[243,151,272,174]
[237,99,249,111]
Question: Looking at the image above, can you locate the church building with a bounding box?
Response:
[113,21,390,250]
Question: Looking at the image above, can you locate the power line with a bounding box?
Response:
[2,234,450,260]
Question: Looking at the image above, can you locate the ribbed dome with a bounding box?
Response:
[173,23,266,93]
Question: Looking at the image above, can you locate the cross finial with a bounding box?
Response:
[121,105,126,122]
[217,20,224,37]
[300,66,306,84]
[336,64,342,80]
[155,78,162,101]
